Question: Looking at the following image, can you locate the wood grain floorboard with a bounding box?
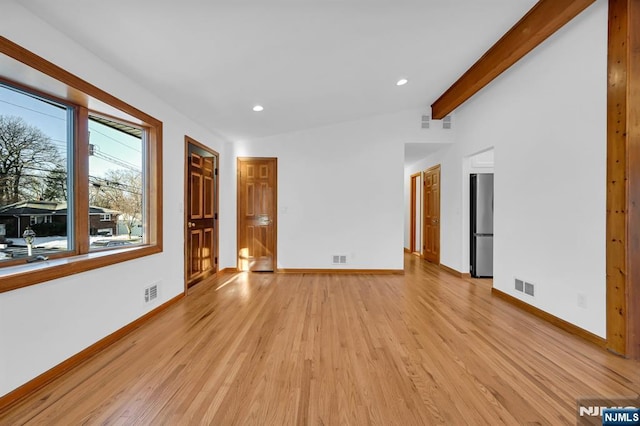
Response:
[1,254,639,425]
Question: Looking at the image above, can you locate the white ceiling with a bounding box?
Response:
[19,0,536,146]
[404,143,450,167]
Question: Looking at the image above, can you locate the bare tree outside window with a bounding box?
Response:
[0,115,64,205]
[90,169,142,240]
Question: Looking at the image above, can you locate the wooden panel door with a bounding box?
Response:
[237,158,277,272]
[423,165,441,264]
[185,138,218,289]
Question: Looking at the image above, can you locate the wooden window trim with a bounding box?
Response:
[0,36,163,294]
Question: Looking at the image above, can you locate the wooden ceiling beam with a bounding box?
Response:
[430,0,595,119]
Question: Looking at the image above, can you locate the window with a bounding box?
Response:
[29,216,54,225]
[0,38,163,293]
[0,83,73,258]
[88,115,144,249]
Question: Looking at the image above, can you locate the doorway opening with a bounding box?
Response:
[409,172,422,255]
[464,148,494,277]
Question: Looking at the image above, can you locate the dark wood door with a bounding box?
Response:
[186,138,218,288]
[237,158,277,272]
[423,165,440,264]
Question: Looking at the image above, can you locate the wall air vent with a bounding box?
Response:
[442,115,452,129]
[421,115,430,129]
[524,282,535,297]
[515,278,534,296]
[332,255,347,265]
[515,279,524,292]
[144,284,158,303]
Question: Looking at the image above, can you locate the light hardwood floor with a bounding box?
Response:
[1,254,639,425]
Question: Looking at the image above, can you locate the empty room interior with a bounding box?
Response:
[1,0,639,424]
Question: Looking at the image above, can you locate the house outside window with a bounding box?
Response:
[99,213,111,221]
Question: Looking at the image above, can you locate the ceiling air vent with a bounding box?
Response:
[442,115,452,129]
[421,115,430,129]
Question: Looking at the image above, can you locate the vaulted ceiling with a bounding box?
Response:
[18,0,536,142]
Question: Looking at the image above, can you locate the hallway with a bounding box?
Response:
[2,254,639,425]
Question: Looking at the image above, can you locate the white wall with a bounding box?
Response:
[232,110,432,270]
[406,1,607,337]
[0,2,232,396]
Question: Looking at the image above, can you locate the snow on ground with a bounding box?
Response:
[4,235,135,249]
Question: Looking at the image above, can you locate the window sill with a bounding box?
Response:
[0,244,162,294]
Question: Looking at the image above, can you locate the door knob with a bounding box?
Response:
[257,215,271,226]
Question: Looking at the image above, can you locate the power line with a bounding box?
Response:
[4,162,142,181]
[89,144,141,172]
[1,167,141,193]
[0,135,68,147]
[89,126,142,153]
[0,99,67,122]
[0,166,62,176]
[1,98,142,155]
[89,176,142,196]
[0,173,142,197]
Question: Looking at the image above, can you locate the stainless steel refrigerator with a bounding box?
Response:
[470,174,493,277]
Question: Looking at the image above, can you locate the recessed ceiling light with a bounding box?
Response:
[252,105,264,112]
[396,78,409,86]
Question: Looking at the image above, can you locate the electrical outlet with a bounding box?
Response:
[577,293,587,309]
